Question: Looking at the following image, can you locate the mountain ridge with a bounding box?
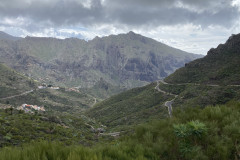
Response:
[165,33,240,85]
[0,31,202,95]
[0,31,22,41]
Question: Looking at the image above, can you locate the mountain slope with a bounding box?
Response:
[0,109,96,147]
[0,31,21,41]
[165,34,240,85]
[0,63,36,98]
[0,31,202,92]
[2,101,240,160]
[0,63,96,115]
[86,82,173,130]
[87,33,240,131]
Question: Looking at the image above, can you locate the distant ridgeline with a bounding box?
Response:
[0,31,202,92]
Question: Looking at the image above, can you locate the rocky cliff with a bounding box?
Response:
[0,31,201,89]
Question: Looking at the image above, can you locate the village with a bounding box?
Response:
[17,104,45,113]
[0,83,81,114]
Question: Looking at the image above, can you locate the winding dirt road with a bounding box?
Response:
[0,90,34,100]
[155,80,240,118]
[155,80,177,117]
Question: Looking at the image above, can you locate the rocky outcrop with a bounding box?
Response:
[207,33,240,56]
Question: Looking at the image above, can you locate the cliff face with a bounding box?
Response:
[0,31,201,88]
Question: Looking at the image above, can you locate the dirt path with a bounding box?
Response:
[0,90,34,100]
[100,132,121,137]
[155,79,240,117]
[0,87,51,100]
[164,95,178,118]
[155,81,167,94]
[155,80,178,117]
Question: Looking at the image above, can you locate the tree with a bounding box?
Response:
[173,120,207,159]
[9,107,13,115]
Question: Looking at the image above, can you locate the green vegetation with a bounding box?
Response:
[1,101,240,159]
[0,88,94,115]
[158,83,240,108]
[82,79,126,99]
[165,34,240,85]
[87,83,172,131]
[0,63,37,98]
[0,62,96,115]
[0,32,240,160]
[0,109,98,147]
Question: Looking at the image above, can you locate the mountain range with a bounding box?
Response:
[0,31,202,91]
[0,32,240,159]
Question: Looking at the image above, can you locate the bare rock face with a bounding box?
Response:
[0,31,202,88]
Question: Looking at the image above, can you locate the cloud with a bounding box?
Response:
[0,0,239,55]
[0,0,238,29]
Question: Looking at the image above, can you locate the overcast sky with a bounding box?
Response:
[0,0,240,55]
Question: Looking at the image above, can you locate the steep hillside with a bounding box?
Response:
[158,82,240,108]
[157,34,240,108]
[87,34,240,131]
[0,31,202,92]
[0,63,96,115]
[82,78,126,99]
[0,109,96,147]
[86,82,173,130]
[0,63,36,98]
[165,34,240,85]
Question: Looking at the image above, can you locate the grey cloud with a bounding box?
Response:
[106,0,238,27]
[0,0,105,25]
[0,0,239,31]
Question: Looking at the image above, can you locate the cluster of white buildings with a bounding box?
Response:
[17,104,45,113]
[38,86,60,90]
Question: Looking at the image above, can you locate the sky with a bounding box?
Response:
[0,0,240,55]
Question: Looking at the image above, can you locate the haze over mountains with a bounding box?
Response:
[0,31,202,91]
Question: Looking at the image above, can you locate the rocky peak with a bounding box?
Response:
[207,33,240,55]
[127,31,136,35]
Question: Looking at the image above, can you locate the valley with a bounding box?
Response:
[0,32,239,160]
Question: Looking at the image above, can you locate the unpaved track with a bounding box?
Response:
[155,81,177,117]
[0,90,34,100]
[155,79,240,117]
